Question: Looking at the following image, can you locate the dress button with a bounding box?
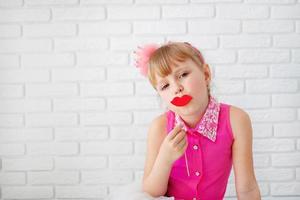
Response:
[195,171,201,176]
[193,198,197,200]
[193,145,198,150]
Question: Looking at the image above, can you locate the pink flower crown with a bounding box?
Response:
[134,42,205,77]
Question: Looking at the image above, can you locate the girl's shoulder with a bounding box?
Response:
[229,105,252,140]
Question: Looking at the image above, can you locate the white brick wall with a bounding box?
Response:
[0,0,299,199]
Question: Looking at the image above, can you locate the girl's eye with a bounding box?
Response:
[161,84,169,91]
[179,72,188,79]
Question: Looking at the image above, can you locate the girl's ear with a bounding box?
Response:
[203,64,212,84]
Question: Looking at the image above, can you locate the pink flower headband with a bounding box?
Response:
[134,42,205,77]
[134,44,159,77]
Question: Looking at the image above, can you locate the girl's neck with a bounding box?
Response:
[180,95,210,129]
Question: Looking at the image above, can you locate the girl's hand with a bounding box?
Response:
[159,124,188,165]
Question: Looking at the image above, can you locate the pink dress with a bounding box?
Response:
[165,96,234,200]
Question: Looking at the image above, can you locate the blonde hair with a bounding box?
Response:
[147,42,205,89]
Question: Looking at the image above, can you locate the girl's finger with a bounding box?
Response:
[168,124,183,140]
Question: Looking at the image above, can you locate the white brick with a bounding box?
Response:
[107,6,159,20]
[26,113,77,127]
[272,94,300,107]
[79,22,131,35]
[245,0,295,3]
[0,24,21,37]
[55,127,108,141]
[23,23,76,37]
[22,53,74,68]
[217,5,269,19]
[133,111,162,125]
[0,128,53,142]
[77,52,128,66]
[271,5,300,19]
[239,49,290,63]
[193,0,241,2]
[110,156,145,169]
[0,114,23,127]
[26,83,78,97]
[7,98,46,113]
[110,125,148,140]
[0,8,50,22]
[248,109,296,122]
[271,64,300,77]
[52,7,105,21]
[274,122,300,137]
[27,142,78,155]
[189,20,240,34]
[56,186,107,198]
[0,143,25,156]
[0,84,23,98]
[111,37,164,51]
[82,170,133,184]
[292,50,300,63]
[25,0,78,5]
[80,82,133,96]
[107,96,160,111]
[215,65,268,78]
[246,79,297,93]
[254,154,270,167]
[28,171,79,185]
[2,157,53,170]
[81,112,131,125]
[297,139,300,150]
[0,0,23,7]
[134,21,186,35]
[137,0,187,3]
[135,81,157,95]
[107,67,141,81]
[0,69,49,83]
[213,80,244,94]
[162,5,214,18]
[0,39,52,53]
[135,141,146,154]
[252,123,273,138]
[54,37,108,51]
[81,141,133,155]
[203,50,236,64]
[272,153,300,166]
[2,186,53,199]
[52,68,105,82]
[0,172,25,185]
[254,138,295,152]
[82,0,133,5]
[167,36,218,49]
[297,21,300,33]
[0,54,19,68]
[55,157,106,169]
[54,98,105,111]
[297,168,300,180]
[243,20,294,33]
[274,34,300,48]
[221,35,271,48]
[271,182,300,195]
[219,95,270,108]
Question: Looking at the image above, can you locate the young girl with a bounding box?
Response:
[123,41,261,200]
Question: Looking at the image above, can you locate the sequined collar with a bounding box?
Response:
[174,96,220,142]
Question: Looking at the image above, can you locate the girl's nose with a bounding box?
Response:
[174,83,184,95]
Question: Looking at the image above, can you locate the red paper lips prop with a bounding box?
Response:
[171,95,192,107]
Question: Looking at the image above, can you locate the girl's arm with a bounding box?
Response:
[142,114,187,197]
[230,106,261,200]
